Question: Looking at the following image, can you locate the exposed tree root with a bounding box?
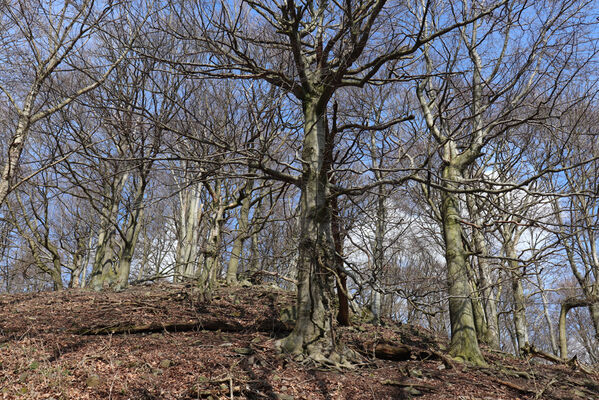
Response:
[276,334,362,371]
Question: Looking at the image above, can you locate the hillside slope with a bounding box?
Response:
[0,283,597,399]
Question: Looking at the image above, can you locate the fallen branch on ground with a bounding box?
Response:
[70,318,290,335]
[521,343,596,375]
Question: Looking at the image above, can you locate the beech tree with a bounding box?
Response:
[0,0,136,207]
[161,0,505,362]
[414,0,594,364]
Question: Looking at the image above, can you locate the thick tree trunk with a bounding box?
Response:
[441,165,485,365]
[511,271,529,353]
[279,98,339,361]
[175,182,202,282]
[90,173,129,290]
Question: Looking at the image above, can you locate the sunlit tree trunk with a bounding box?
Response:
[175,182,203,281]
[90,173,128,290]
[279,97,337,358]
[226,176,254,285]
[466,195,500,348]
[114,178,147,290]
[501,228,529,354]
[441,164,485,365]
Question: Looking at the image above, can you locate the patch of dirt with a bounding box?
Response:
[0,282,597,399]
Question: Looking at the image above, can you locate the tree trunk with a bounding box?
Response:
[590,302,599,341]
[279,98,339,360]
[370,184,386,325]
[199,181,226,298]
[504,235,529,354]
[467,195,500,349]
[90,173,128,290]
[535,265,559,355]
[114,179,146,290]
[331,194,350,326]
[226,177,253,285]
[0,107,32,207]
[441,165,485,365]
[559,302,572,360]
[470,278,489,344]
[175,182,202,282]
[247,228,260,282]
[559,296,599,359]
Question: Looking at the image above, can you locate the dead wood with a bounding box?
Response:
[521,343,564,364]
[521,343,597,375]
[71,318,290,336]
[493,378,537,394]
[382,379,436,391]
[365,343,411,361]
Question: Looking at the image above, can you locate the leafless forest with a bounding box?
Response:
[1,0,598,368]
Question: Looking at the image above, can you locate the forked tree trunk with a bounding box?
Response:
[198,181,227,298]
[279,98,338,359]
[90,173,128,290]
[114,179,146,290]
[442,165,485,366]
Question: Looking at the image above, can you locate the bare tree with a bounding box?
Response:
[163,0,503,362]
[415,0,594,364]
[0,0,136,207]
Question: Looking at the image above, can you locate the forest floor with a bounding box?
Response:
[0,282,598,400]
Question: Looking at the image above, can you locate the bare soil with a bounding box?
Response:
[0,282,597,399]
